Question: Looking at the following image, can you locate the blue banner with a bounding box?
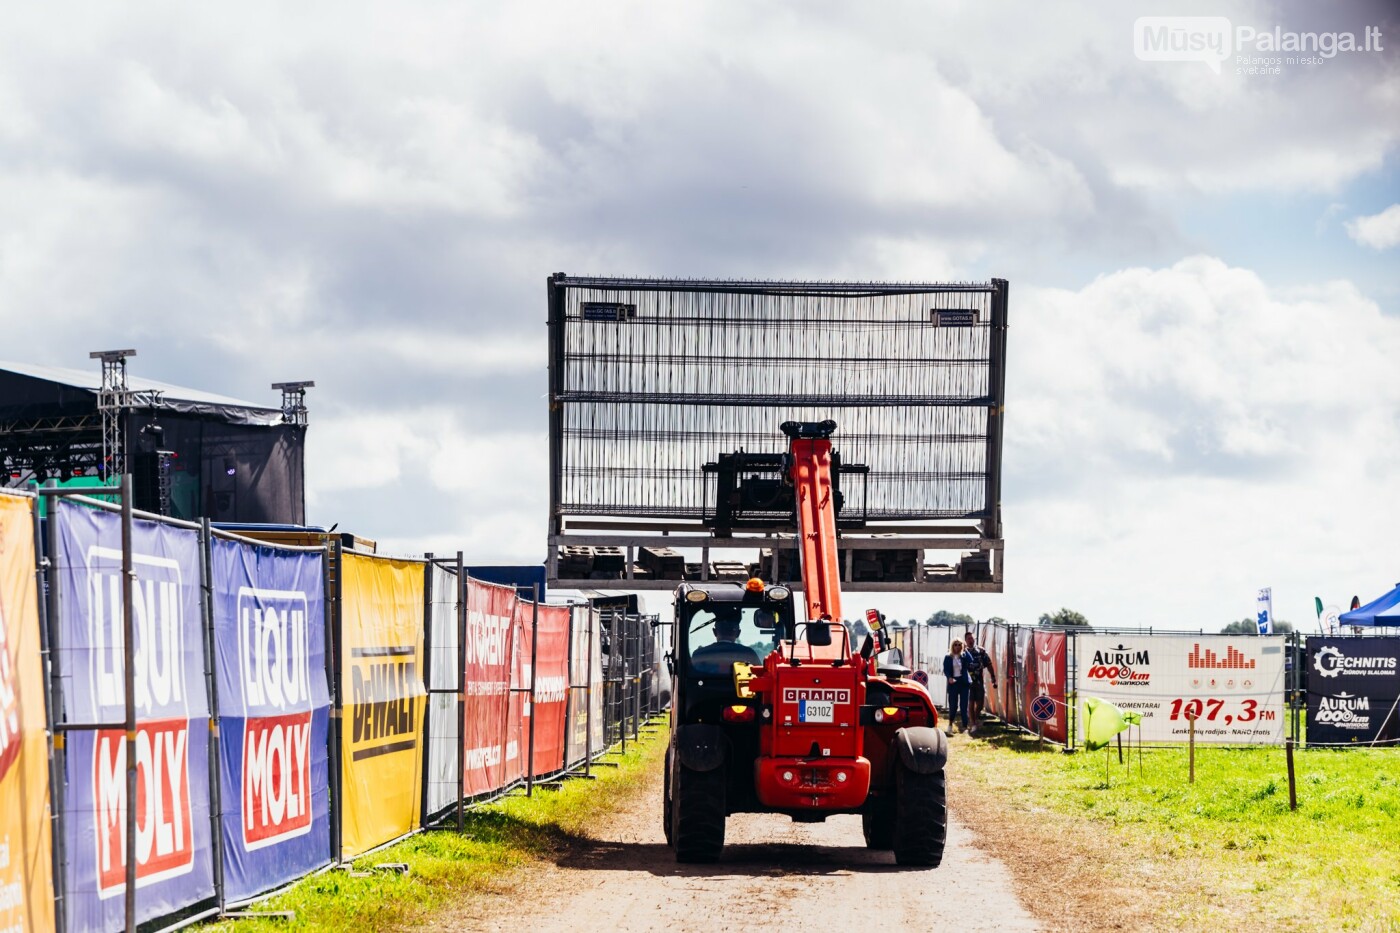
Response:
[55,501,215,931]
[210,537,331,902]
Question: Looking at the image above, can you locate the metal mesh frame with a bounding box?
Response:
[547,275,1009,532]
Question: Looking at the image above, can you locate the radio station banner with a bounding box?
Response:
[338,553,426,858]
[210,537,330,902]
[1075,634,1286,745]
[54,501,216,930]
[1305,636,1400,745]
[0,493,55,933]
[522,605,569,777]
[1025,631,1067,743]
[462,578,517,797]
[424,564,461,817]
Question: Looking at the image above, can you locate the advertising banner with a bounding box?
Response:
[1012,627,1033,730]
[462,578,516,797]
[424,564,461,817]
[564,608,590,768]
[210,537,330,902]
[920,627,952,709]
[1026,631,1068,743]
[1075,634,1286,745]
[338,553,426,858]
[1305,636,1400,745]
[0,493,55,933]
[524,605,569,777]
[587,609,604,759]
[504,601,529,788]
[54,501,215,930]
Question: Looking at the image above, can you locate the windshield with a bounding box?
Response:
[684,605,783,675]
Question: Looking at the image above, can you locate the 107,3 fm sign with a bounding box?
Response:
[237,588,315,848]
[94,720,194,894]
[1168,697,1275,724]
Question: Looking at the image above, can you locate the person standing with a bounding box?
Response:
[942,639,970,736]
[963,630,998,735]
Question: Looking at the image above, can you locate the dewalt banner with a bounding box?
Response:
[0,492,54,933]
[338,553,426,858]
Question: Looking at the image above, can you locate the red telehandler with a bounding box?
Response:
[663,420,948,865]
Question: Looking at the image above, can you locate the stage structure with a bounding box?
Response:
[545,274,1009,594]
[0,353,310,524]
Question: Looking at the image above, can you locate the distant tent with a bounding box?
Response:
[1338,584,1400,627]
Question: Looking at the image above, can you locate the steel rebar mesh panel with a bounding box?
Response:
[548,276,1006,525]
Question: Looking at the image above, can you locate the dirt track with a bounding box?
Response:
[444,754,1042,933]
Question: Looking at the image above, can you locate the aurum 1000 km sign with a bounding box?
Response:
[1075,635,1286,744]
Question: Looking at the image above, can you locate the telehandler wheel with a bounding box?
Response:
[891,763,947,867]
[663,746,675,847]
[671,763,726,863]
[861,796,895,850]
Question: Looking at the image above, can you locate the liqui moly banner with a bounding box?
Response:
[462,579,516,797]
[1305,636,1400,745]
[210,537,330,902]
[522,605,569,777]
[1026,631,1067,743]
[1075,634,1286,745]
[424,564,461,818]
[338,553,426,858]
[0,492,55,933]
[54,500,215,930]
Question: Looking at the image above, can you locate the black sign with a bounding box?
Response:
[930,308,977,327]
[1305,637,1400,745]
[582,301,637,321]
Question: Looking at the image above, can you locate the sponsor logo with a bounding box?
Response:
[1036,639,1060,691]
[782,688,851,704]
[86,549,186,714]
[0,600,21,783]
[237,588,314,848]
[94,720,194,896]
[349,648,419,761]
[1316,693,1371,728]
[1086,646,1150,686]
[465,608,512,698]
[1314,645,1398,678]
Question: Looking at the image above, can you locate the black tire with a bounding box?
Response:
[861,796,895,849]
[671,762,726,863]
[663,746,675,847]
[891,763,947,867]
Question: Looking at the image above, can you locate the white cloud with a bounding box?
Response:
[1345,204,1400,250]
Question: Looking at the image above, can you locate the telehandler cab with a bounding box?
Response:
[663,421,948,865]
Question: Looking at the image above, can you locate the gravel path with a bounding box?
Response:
[441,755,1042,932]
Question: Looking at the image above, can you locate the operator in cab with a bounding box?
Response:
[690,610,762,672]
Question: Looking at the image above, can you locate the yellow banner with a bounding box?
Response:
[339,553,426,858]
[0,492,55,933]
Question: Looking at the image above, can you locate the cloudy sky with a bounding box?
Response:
[2,0,1397,632]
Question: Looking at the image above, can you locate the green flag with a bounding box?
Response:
[1314,597,1324,618]
[1083,696,1141,751]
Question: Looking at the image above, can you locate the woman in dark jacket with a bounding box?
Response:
[943,639,971,735]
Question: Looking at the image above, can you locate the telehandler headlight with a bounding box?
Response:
[685,590,708,603]
[835,771,848,783]
[874,706,908,724]
[767,585,791,601]
[781,770,795,783]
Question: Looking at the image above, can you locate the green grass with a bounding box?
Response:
[963,727,1400,930]
[200,730,665,932]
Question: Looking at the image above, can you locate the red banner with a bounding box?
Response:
[462,578,517,797]
[1027,631,1068,743]
[528,605,570,776]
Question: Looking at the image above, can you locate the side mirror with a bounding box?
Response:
[805,622,833,647]
[860,635,875,660]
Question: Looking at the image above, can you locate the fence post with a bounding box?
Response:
[328,538,344,863]
[38,485,68,933]
[527,584,539,796]
[120,474,137,933]
[420,554,434,825]
[456,556,466,833]
[199,519,226,913]
[1286,738,1297,810]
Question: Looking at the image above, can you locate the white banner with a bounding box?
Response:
[425,563,461,816]
[1075,634,1287,744]
[1256,587,1274,634]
